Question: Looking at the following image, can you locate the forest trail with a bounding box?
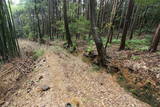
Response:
[3,40,150,107]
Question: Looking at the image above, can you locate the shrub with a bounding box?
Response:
[33,49,44,60]
[86,40,95,53]
[112,39,121,44]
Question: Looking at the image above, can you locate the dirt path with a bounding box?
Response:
[3,40,150,107]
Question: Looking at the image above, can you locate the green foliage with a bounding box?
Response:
[56,21,65,34]
[86,39,95,53]
[70,16,90,35]
[126,36,152,51]
[112,39,121,44]
[157,51,160,55]
[68,41,77,53]
[131,56,141,60]
[11,4,25,13]
[28,32,35,39]
[91,64,101,72]
[33,49,44,60]
[135,0,159,6]
[138,46,149,51]
[56,16,90,37]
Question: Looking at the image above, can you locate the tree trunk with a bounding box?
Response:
[89,0,108,66]
[34,0,42,43]
[63,0,73,47]
[138,7,149,36]
[119,0,134,50]
[129,6,139,40]
[149,24,160,52]
[77,0,81,18]
[117,0,128,39]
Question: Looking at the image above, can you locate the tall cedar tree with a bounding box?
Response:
[63,0,73,47]
[89,0,108,66]
[119,0,134,50]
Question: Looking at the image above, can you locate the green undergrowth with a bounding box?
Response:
[131,56,141,60]
[32,49,45,60]
[85,35,152,52]
[106,35,152,51]
[157,51,160,55]
[85,39,95,53]
[91,64,101,72]
[125,38,151,51]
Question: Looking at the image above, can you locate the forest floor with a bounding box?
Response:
[0,39,151,107]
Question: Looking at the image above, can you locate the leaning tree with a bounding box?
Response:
[89,0,108,66]
[149,24,160,52]
[0,0,20,62]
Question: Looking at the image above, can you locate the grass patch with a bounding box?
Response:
[107,35,152,51]
[112,39,121,44]
[33,49,45,60]
[126,35,152,51]
[91,64,101,72]
[131,56,141,60]
[126,38,150,51]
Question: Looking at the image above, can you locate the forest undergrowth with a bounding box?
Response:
[0,39,154,107]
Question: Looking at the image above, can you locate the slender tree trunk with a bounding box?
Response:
[138,6,149,36]
[129,6,139,40]
[149,24,160,52]
[89,0,108,66]
[34,0,42,43]
[63,0,73,47]
[48,0,52,39]
[77,0,81,18]
[106,0,124,47]
[119,0,134,50]
[117,0,127,39]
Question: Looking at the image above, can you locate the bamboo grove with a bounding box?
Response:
[0,0,19,62]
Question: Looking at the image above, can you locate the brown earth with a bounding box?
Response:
[0,40,151,107]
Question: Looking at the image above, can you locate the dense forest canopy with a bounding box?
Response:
[11,0,160,38]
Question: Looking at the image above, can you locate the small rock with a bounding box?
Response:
[42,59,46,62]
[27,88,32,93]
[30,81,35,86]
[131,104,136,107]
[100,83,103,85]
[39,76,43,80]
[156,74,160,79]
[41,85,50,91]
[65,103,72,107]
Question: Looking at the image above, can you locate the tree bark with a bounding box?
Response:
[63,0,73,47]
[149,24,160,52]
[117,0,128,39]
[129,6,139,40]
[119,0,134,50]
[89,0,108,66]
[34,0,42,43]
